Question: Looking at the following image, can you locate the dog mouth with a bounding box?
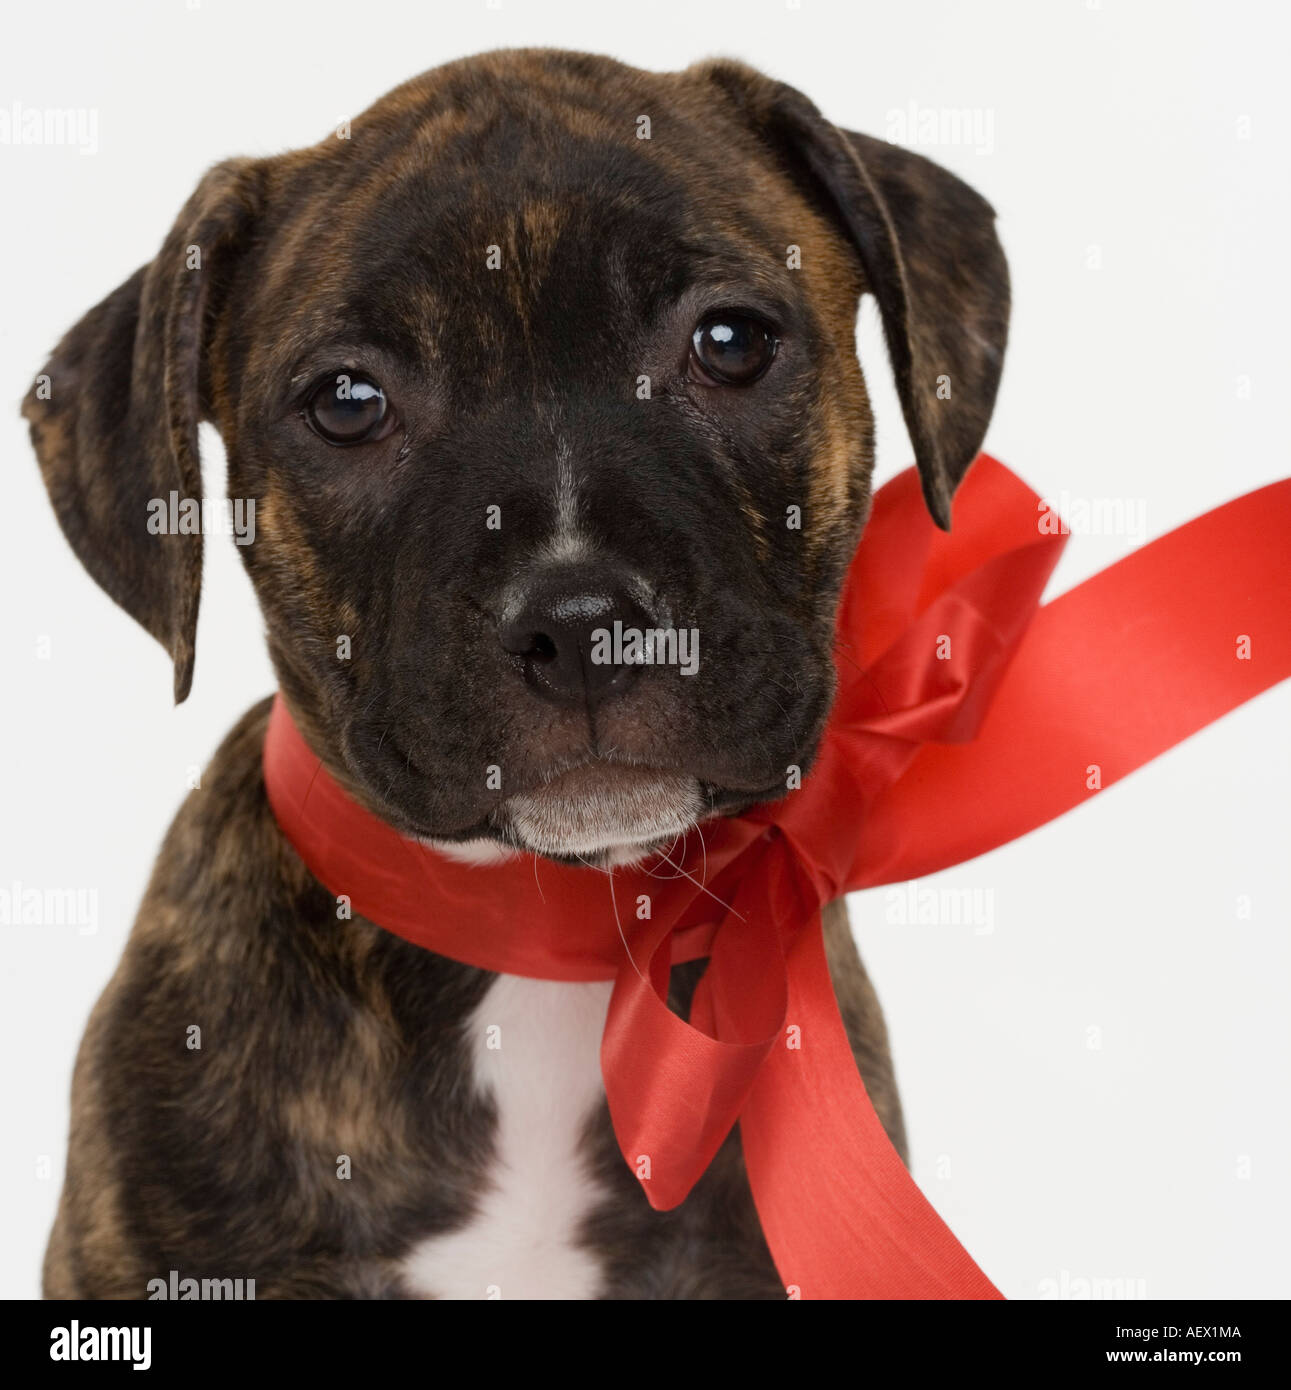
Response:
[351,724,752,863]
[361,719,800,865]
[494,761,706,861]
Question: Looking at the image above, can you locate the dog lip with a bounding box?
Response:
[499,760,706,858]
[350,722,807,848]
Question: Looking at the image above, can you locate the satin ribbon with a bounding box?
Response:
[262,455,1291,1299]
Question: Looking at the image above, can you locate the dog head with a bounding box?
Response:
[25,50,1008,863]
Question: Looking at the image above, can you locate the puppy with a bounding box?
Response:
[25,49,1007,1299]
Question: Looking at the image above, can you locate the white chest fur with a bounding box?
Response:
[400,975,613,1300]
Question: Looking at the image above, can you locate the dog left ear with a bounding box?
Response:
[697,62,1010,529]
[23,158,263,701]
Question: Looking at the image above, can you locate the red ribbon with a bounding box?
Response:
[262,455,1291,1299]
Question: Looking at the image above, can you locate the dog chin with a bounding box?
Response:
[430,764,706,866]
[507,762,705,862]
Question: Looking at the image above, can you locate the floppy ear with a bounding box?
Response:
[698,62,1010,529]
[22,158,262,701]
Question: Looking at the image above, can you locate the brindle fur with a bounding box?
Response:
[43,700,903,1299]
[26,49,1005,1299]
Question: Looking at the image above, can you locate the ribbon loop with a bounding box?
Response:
[604,860,789,1210]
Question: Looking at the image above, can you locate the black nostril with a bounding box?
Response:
[498,565,654,710]
[502,629,558,663]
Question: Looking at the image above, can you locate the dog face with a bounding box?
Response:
[25,51,1008,861]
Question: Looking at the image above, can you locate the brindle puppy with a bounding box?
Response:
[25,50,1007,1299]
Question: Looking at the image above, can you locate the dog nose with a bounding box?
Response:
[499,567,654,708]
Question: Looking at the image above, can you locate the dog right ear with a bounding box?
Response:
[693,60,1009,531]
[23,158,263,703]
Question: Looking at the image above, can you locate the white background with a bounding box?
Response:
[2,0,1288,1300]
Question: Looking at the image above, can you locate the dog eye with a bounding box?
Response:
[304,373,391,444]
[689,313,777,385]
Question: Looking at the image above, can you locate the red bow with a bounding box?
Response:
[263,456,1291,1299]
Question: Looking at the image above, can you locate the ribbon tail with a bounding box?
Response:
[741,907,1001,1300]
[846,477,1291,888]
